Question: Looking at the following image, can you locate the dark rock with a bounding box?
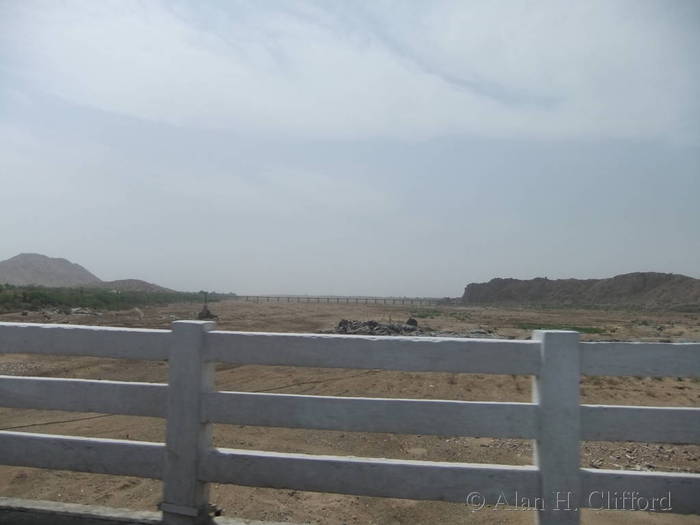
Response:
[197,305,218,320]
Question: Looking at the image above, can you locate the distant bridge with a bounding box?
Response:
[232,295,444,306]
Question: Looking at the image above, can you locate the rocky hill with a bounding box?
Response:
[462,272,700,310]
[0,253,170,292]
[0,253,101,287]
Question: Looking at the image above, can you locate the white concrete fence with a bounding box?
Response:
[0,321,699,525]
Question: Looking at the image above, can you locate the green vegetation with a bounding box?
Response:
[514,322,607,334]
[0,284,224,313]
[409,308,442,319]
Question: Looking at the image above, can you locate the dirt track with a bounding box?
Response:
[1,300,699,524]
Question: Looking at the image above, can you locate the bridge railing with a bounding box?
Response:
[235,295,443,305]
[0,321,698,524]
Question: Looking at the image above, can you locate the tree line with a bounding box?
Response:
[0,284,228,313]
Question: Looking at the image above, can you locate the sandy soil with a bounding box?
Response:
[0,300,699,524]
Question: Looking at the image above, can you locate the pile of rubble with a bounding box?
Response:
[327,318,433,335]
[331,318,428,336]
[324,319,500,339]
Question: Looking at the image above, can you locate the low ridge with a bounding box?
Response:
[462,272,700,309]
[95,279,173,293]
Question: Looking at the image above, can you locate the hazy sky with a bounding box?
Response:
[1,1,699,296]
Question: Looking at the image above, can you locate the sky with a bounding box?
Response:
[1,0,699,296]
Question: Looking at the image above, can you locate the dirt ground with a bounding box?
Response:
[1,300,699,524]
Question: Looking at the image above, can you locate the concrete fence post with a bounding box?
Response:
[162,321,216,525]
[532,330,581,525]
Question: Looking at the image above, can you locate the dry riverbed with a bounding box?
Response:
[1,300,699,524]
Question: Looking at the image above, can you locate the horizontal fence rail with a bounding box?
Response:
[581,405,700,444]
[201,448,540,503]
[207,331,541,374]
[580,469,700,515]
[5,376,697,444]
[0,322,170,360]
[0,431,164,479]
[0,321,699,525]
[580,341,700,377]
[204,392,537,438]
[0,375,166,417]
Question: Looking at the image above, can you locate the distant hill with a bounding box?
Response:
[0,253,101,287]
[0,253,170,292]
[462,272,700,310]
[95,279,173,293]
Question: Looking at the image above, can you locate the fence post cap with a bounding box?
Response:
[171,320,216,332]
[532,329,580,341]
[171,320,216,327]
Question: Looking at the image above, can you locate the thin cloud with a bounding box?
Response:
[2,1,697,143]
